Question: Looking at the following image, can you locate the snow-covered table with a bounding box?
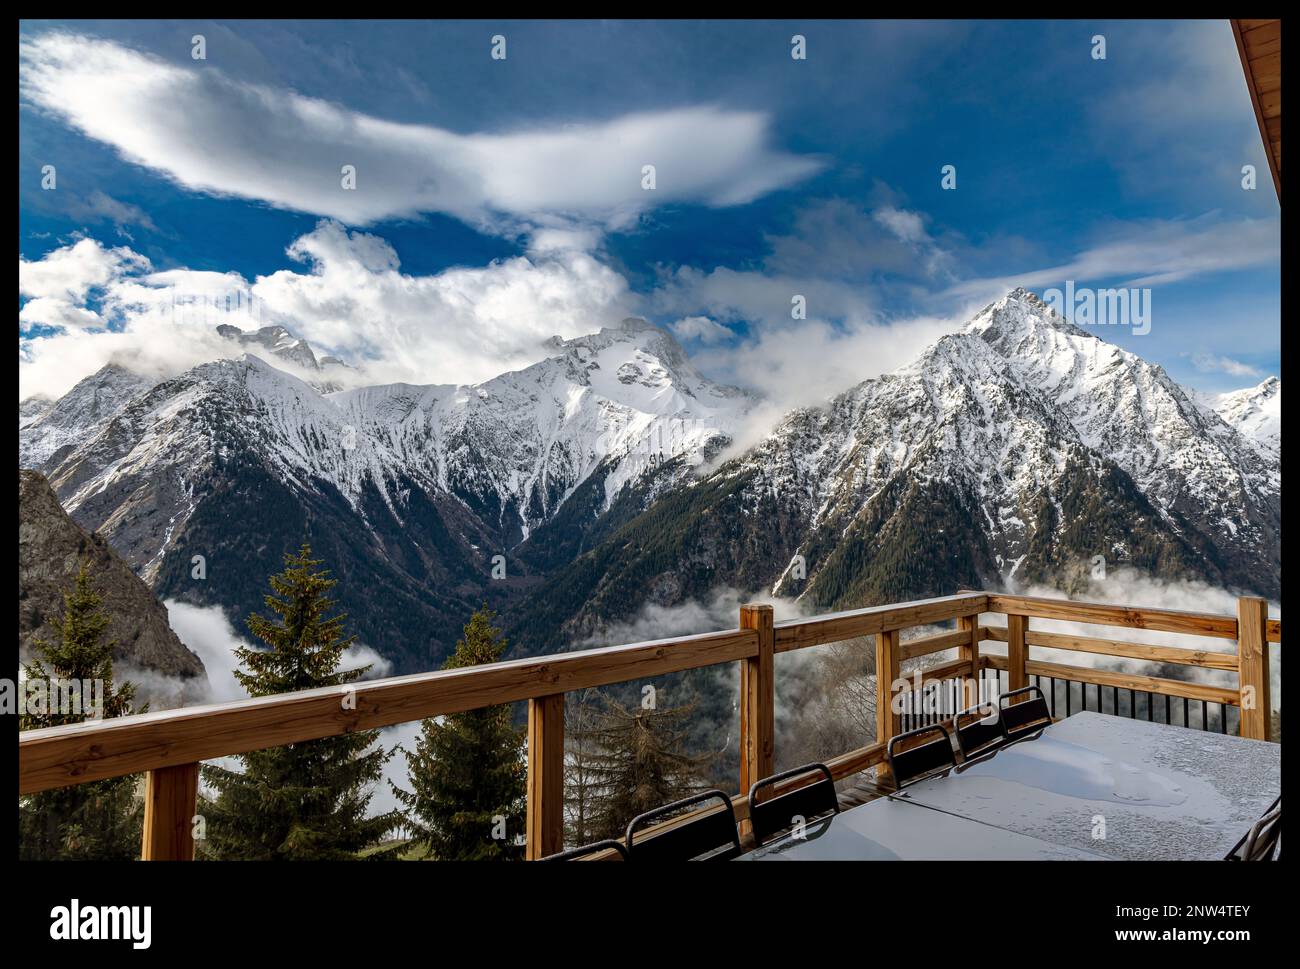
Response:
[739,793,1109,860]
[894,711,1281,860]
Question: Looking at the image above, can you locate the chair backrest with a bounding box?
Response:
[1225,796,1281,861]
[747,762,838,847]
[954,701,1007,761]
[998,686,1052,739]
[887,724,956,789]
[540,839,628,862]
[625,789,742,861]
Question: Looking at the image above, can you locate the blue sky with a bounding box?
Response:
[19,19,1280,402]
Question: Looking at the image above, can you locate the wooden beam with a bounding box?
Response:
[983,654,1240,706]
[1232,19,1281,202]
[141,762,199,861]
[774,593,987,652]
[738,604,775,808]
[899,627,973,661]
[20,625,758,794]
[988,594,1239,639]
[1025,628,1237,670]
[526,694,564,860]
[1236,597,1271,740]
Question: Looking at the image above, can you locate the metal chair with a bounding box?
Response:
[747,762,838,848]
[886,723,957,789]
[1225,796,1281,861]
[625,789,743,861]
[998,685,1052,740]
[540,838,629,861]
[953,701,1008,761]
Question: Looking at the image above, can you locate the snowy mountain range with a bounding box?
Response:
[19,317,754,668]
[18,290,1280,669]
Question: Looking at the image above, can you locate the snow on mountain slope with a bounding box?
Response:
[18,363,155,470]
[1202,377,1280,459]
[967,289,1278,548]
[21,318,756,578]
[513,292,1280,648]
[698,289,1278,601]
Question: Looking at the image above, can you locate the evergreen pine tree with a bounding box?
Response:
[18,561,143,860]
[392,605,526,860]
[200,544,401,860]
[576,694,713,842]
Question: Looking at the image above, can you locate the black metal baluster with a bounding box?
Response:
[1200,700,1209,732]
[1146,691,1153,721]
[1183,696,1189,728]
[1220,704,1228,734]
[1112,686,1119,716]
[1128,689,1136,718]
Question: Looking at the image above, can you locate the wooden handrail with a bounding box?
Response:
[16,589,1280,861]
[774,593,988,651]
[18,626,759,795]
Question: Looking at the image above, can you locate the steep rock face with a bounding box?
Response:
[18,469,205,682]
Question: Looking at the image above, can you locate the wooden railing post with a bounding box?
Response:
[141,762,199,860]
[526,693,565,859]
[1006,614,1028,696]
[874,628,901,781]
[958,614,980,709]
[1236,596,1271,741]
[739,604,775,810]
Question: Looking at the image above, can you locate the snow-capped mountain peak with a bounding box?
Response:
[1200,376,1280,459]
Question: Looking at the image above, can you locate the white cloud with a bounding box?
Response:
[165,599,393,704]
[873,205,926,244]
[689,311,967,463]
[669,315,734,345]
[17,241,273,399]
[1191,352,1261,379]
[20,32,821,238]
[251,220,638,386]
[18,296,106,332]
[17,222,640,400]
[946,216,1280,304]
[19,236,149,306]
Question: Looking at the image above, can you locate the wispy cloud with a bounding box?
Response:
[20,32,822,240]
[1190,352,1261,379]
[945,215,1280,304]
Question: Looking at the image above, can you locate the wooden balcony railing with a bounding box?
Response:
[16,591,1281,860]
